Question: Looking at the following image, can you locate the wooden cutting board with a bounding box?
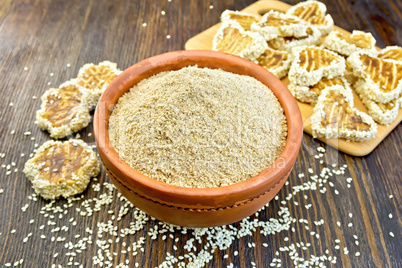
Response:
[184,0,402,156]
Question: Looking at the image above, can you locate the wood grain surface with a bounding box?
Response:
[0,0,401,267]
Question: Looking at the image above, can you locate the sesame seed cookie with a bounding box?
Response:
[311,85,377,141]
[251,10,313,41]
[213,20,268,63]
[35,79,91,139]
[286,0,334,35]
[288,46,346,87]
[76,61,122,107]
[23,139,100,200]
[322,30,377,57]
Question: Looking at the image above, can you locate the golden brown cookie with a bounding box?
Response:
[289,76,350,105]
[268,25,321,51]
[378,46,402,63]
[355,80,400,125]
[311,85,377,141]
[23,139,100,200]
[348,52,402,103]
[251,10,313,41]
[213,20,268,63]
[35,79,91,139]
[77,61,121,107]
[220,10,260,31]
[323,30,377,56]
[286,0,334,35]
[288,46,346,86]
[256,47,291,79]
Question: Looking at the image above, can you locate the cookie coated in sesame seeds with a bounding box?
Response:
[212,20,268,63]
[76,61,122,107]
[311,85,377,141]
[23,139,100,199]
[286,0,334,35]
[268,25,322,52]
[35,79,92,139]
[251,10,313,41]
[288,46,346,87]
[347,51,402,103]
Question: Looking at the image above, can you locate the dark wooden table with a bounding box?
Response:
[0,0,400,267]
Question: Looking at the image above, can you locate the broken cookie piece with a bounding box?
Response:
[23,139,100,200]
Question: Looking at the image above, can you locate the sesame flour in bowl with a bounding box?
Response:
[108,66,287,188]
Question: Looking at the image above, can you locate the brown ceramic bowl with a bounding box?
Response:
[94,50,302,228]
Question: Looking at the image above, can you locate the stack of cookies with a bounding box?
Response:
[212,0,402,142]
[213,0,334,79]
[24,61,122,200]
[35,61,121,139]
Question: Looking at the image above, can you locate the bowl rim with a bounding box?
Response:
[94,50,302,206]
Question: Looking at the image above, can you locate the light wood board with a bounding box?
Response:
[184,0,402,156]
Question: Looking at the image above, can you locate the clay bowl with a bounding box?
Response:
[94,50,302,228]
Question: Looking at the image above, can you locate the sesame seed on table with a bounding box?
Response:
[0,0,400,267]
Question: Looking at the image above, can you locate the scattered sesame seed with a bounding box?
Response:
[161,11,166,15]
[355,252,360,256]
[389,194,393,199]
[67,63,71,68]
[24,67,28,70]
[389,232,394,237]
[388,213,393,219]
[50,73,54,76]
[166,35,171,39]
[142,23,147,27]
[209,5,214,9]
